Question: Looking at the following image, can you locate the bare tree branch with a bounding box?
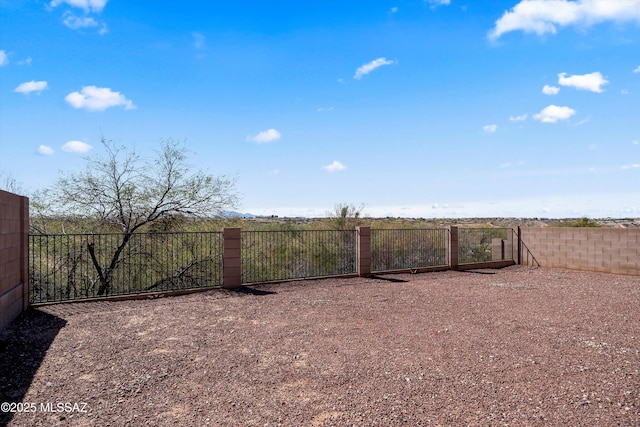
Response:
[49,137,238,295]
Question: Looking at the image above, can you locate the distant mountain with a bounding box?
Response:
[223,211,257,218]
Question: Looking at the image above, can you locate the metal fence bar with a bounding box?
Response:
[241,229,357,284]
[371,229,449,272]
[29,232,224,304]
[457,228,512,265]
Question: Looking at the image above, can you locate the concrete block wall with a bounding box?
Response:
[0,190,29,331]
[520,227,640,275]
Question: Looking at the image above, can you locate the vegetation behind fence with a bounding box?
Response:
[29,232,223,304]
[458,228,512,264]
[242,230,357,284]
[371,229,449,271]
[29,227,515,304]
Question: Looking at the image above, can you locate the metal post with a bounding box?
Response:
[449,226,459,270]
[517,226,522,265]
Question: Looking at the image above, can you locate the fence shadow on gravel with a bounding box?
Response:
[226,286,277,296]
[0,309,67,426]
[369,275,410,283]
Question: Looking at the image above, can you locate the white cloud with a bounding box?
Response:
[558,71,608,93]
[534,105,576,123]
[14,80,48,95]
[62,140,93,153]
[621,164,640,170]
[431,203,450,210]
[390,7,398,14]
[37,145,54,155]
[61,12,107,33]
[483,124,498,133]
[354,57,395,80]
[65,86,135,111]
[192,32,206,50]
[192,32,206,59]
[542,84,560,95]
[426,0,450,7]
[322,160,346,173]
[489,0,640,40]
[634,140,639,145]
[249,128,281,143]
[63,13,96,28]
[18,57,32,66]
[499,161,525,169]
[571,116,591,127]
[509,113,528,122]
[51,1,108,33]
[317,107,335,112]
[50,0,107,13]
[634,66,640,73]
[248,192,640,219]
[0,50,8,66]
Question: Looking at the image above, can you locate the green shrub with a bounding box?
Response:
[564,217,601,228]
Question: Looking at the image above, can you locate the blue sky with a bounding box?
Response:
[1,0,639,218]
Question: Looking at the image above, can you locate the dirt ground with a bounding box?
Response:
[1,265,639,426]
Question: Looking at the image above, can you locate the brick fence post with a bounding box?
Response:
[356,226,371,277]
[0,191,29,331]
[222,228,242,289]
[450,226,459,270]
[21,196,29,310]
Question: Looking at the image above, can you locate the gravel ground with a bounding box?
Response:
[1,265,640,426]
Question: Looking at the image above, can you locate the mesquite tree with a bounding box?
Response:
[326,203,364,274]
[0,171,22,193]
[327,203,365,231]
[52,138,238,295]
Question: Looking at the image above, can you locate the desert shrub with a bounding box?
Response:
[563,217,601,228]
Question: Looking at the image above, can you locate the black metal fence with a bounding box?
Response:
[241,229,357,283]
[371,229,449,272]
[29,227,517,304]
[29,232,223,304]
[458,228,512,264]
